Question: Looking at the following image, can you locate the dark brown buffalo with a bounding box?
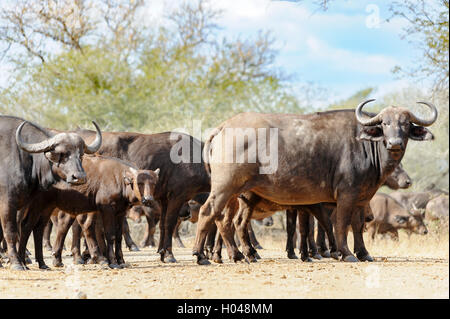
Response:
[309,162,413,258]
[367,193,428,240]
[0,116,102,270]
[73,130,210,263]
[17,155,159,269]
[193,100,437,264]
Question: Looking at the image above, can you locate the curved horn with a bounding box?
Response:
[355,99,382,126]
[15,121,57,153]
[84,121,102,154]
[409,102,438,127]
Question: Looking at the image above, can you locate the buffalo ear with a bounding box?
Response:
[154,168,160,177]
[358,126,384,142]
[409,125,434,141]
[395,215,409,224]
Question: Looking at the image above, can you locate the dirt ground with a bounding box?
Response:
[0,230,448,299]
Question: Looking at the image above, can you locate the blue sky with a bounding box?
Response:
[208,0,423,103]
[0,0,424,104]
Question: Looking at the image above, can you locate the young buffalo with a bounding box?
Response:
[18,155,159,269]
[367,193,427,240]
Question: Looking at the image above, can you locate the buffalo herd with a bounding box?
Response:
[0,100,446,271]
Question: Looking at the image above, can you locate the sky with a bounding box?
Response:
[140,0,426,104]
[0,0,425,105]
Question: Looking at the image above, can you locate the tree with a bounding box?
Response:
[0,0,303,132]
[389,0,449,91]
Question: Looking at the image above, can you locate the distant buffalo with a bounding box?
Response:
[367,193,428,240]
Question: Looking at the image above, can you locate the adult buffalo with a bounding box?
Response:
[193,100,437,264]
[311,162,413,258]
[0,116,102,270]
[74,130,210,262]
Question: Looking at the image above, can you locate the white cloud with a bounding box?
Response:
[304,36,398,75]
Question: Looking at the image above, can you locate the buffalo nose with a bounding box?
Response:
[424,230,428,235]
[387,138,403,150]
[405,179,411,185]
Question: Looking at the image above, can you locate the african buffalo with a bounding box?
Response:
[426,194,449,223]
[310,162,413,258]
[0,116,101,270]
[193,100,437,264]
[367,193,428,240]
[73,130,210,262]
[17,155,159,269]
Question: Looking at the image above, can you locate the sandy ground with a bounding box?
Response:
[0,232,448,299]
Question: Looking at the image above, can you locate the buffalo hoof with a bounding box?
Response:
[74,257,85,265]
[330,251,340,260]
[53,260,64,268]
[232,251,246,263]
[254,244,263,250]
[109,263,121,269]
[254,252,261,260]
[197,257,211,265]
[212,257,223,264]
[25,256,32,265]
[287,252,298,259]
[98,259,109,266]
[129,245,140,252]
[44,244,52,252]
[319,250,331,258]
[164,254,177,263]
[246,255,258,263]
[343,255,359,262]
[39,264,51,270]
[358,254,374,262]
[312,253,322,260]
[11,263,27,271]
[0,262,3,268]
[301,255,313,262]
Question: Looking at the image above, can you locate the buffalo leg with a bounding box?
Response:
[298,209,313,262]
[172,218,185,248]
[316,224,331,257]
[43,221,53,252]
[285,209,298,259]
[78,213,107,265]
[52,212,75,267]
[115,213,126,266]
[123,218,139,251]
[193,188,240,265]
[100,209,120,269]
[205,223,217,259]
[335,199,358,262]
[215,199,245,263]
[307,215,322,260]
[233,197,259,262]
[70,219,85,264]
[352,207,373,262]
[248,221,263,250]
[212,231,223,263]
[141,211,157,248]
[0,199,26,270]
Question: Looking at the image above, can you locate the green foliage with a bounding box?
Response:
[389,0,449,90]
[0,0,303,133]
[326,87,375,110]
